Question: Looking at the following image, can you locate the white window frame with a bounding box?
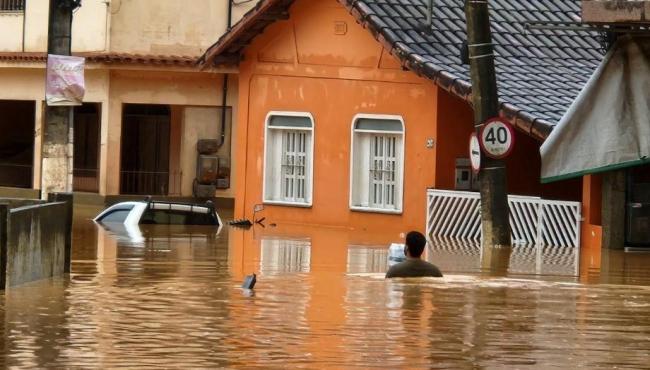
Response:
[262,111,315,207]
[349,113,405,214]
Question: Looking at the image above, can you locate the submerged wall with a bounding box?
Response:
[0,194,72,289]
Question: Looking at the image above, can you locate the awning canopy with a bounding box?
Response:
[541,36,650,183]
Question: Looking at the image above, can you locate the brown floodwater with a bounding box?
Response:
[2,205,650,368]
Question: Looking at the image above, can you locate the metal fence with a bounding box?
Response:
[0,0,24,11]
[120,171,170,196]
[0,163,32,188]
[73,168,99,193]
[426,189,582,248]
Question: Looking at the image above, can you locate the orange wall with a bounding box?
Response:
[435,91,581,201]
[581,174,603,256]
[435,90,475,190]
[233,0,437,233]
[232,0,580,233]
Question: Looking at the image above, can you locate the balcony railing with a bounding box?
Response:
[0,0,25,12]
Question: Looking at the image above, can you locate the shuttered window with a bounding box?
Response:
[351,116,404,213]
[264,113,314,206]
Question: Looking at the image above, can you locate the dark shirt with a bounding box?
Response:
[385,258,443,278]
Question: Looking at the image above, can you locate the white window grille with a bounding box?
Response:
[350,115,404,213]
[260,237,311,274]
[264,113,314,206]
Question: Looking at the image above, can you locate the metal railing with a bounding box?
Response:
[120,171,170,196]
[73,168,99,193]
[0,163,32,188]
[0,0,24,11]
[426,189,582,248]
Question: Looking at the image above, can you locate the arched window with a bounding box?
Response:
[263,112,314,206]
[350,114,404,213]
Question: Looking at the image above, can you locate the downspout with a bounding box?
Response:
[218,0,233,147]
[22,1,26,51]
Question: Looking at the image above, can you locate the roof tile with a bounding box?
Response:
[340,0,604,138]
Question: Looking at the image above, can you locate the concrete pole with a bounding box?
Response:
[0,203,8,290]
[464,1,512,265]
[42,0,79,198]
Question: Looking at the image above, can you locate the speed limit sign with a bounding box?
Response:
[479,118,515,159]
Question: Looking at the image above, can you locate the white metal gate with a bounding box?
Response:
[426,189,582,248]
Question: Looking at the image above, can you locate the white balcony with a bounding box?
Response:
[0,0,109,53]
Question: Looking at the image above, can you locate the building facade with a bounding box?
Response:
[0,0,256,201]
[200,0,599,235]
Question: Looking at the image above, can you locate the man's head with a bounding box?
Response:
[404,231,427,258]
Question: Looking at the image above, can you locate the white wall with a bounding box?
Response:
[0,12,24,52]
[2,0,257,54]
[72,0,110,52]
[15,0,109,52]
[108,0,257,56]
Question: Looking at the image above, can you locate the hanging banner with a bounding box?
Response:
[46,54,85,106]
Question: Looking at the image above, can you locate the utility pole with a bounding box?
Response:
[42,0,81,197]
[465,0,512,269]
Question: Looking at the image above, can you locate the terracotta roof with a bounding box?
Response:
[0,52,197,66]
[199,0,606,140]
[343,0,606,139]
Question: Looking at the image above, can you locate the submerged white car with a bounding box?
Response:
[94,200,222,227]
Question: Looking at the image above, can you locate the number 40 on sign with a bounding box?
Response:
[479,118,515,159]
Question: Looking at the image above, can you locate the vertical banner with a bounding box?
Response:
[46,54,85,106]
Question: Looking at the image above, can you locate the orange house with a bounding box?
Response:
[200,0,602,235]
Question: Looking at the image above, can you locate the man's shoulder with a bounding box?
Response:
[385,259,443,278]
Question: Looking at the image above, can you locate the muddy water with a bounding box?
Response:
[2,206,650,368]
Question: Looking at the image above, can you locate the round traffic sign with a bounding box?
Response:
[469,133,481,174]
[479,118,515,159]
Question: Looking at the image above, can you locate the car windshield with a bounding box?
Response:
[97,205,134,223]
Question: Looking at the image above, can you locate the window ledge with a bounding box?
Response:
[263,200,312,208]
[350,206,403,215]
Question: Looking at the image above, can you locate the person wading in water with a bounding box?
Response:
[385,231,443,278]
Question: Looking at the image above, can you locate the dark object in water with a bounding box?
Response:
[229,219,253,227]
[242,274,257,289]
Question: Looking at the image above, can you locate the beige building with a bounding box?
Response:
[0,0,256,201]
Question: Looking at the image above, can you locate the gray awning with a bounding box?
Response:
[540,36,650,183]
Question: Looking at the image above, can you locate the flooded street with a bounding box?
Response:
[2,206,650,368]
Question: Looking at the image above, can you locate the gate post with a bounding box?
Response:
[48,192,73,273]
[535,203,545,274]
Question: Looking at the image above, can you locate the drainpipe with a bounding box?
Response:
[21,1,26,51]
[218,0,233,147]
[219,75,229,147]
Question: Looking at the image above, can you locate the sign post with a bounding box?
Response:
[465,0,512,270]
